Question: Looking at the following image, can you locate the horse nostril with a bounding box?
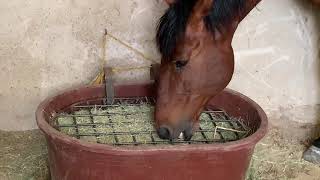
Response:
[157,126,172,140]
[182,122,193,141]
[183,129,193,141]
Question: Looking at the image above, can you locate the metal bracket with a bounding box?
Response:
[104,67,114,105]
[150,64,160,83]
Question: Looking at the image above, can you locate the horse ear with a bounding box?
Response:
[188,0,213,32]
[188,0,214,33]
[165,0,176,5]
[239,0,262,22]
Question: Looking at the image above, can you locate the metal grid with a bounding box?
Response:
[53,97,250,146]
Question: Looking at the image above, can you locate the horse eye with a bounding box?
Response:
[174,60,188,70]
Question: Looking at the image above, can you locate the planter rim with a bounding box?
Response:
[36,83,268,155]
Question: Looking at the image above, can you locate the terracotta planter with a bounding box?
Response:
[36,82,268,180]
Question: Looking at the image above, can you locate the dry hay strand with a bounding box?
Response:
[55,104,252,145]
[0,130,49,180]
[246,128,320,180]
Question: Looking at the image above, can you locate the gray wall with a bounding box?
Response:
[0,0,319,130]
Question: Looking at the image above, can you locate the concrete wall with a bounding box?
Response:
[0,0,319,130]
[231,0,320,125]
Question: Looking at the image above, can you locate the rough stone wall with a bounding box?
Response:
[0,0,319,130]
[231,0,320,125]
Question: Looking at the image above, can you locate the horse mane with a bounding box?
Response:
[156,0,246,59]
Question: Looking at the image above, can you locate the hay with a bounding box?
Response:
[246,128,320,180]
[55,104,251,145]
[0,130,49,180]
[1,128,320,179]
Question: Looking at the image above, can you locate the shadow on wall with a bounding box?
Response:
[285,0,320,141]
[301,0,320,124]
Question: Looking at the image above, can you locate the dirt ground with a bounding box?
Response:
[247,125,320,180]
[1,125,320,180]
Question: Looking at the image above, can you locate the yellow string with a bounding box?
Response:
[90,30,108,85]
[90,30,158,85]
[112,65,151,73]
[107,33,158,64]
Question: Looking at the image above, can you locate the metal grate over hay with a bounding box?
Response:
[53,97,252,146]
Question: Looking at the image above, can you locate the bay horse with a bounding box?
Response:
[310,0,320,4]
[153,0,262,140]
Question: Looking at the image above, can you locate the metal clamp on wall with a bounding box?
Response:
[150,64,160,83]
[104,67,114,105]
